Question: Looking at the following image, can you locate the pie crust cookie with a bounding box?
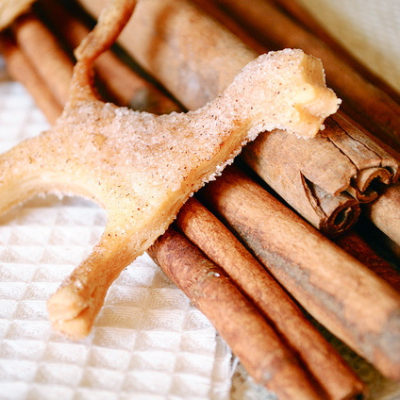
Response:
[0,0,339,338]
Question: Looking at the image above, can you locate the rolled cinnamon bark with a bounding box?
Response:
[37,0,178,114]
[149,229,324,400]
[242,113,399,235]
[12,12,73,106]
[78,0,398,236]
[211,0,400,151]
[200,166,400,380]
[177,197,364,399]
[0,33,62,123]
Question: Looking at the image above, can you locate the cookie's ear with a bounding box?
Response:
[68,0,137,103]
[75,0,136,63]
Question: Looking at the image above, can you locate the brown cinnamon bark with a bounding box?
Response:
[0,33,62,123]
[211,0,400,151]
[268,0,400,105]
[242,112,399,235]
[13,12,73,106]
[200,166,400,380]
[367,184,400,247]
[177,197,364,399]
[37,0,178,114]
[78,0,398,236]
[149,229,326,400]
[149,229,324,400]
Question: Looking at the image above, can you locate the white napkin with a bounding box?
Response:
[0,75,233,399]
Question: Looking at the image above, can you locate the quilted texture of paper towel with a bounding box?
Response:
[0,66,233,399]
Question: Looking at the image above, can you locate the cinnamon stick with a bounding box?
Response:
[0,33,62,123]
[79,0,399,236]
[211,0,400,151]
[149,229,324,400]
[37,0,178,114]
[242,112,399,235]
[12,12,73,106]
[268,0,400,105]
[3,16,328,398]
[200,166,400,380]
[177,197,364,399]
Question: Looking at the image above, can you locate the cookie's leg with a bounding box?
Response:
[47,223,137,339]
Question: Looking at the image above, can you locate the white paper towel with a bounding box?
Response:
[0,74,233,399]
[1,0,400,397]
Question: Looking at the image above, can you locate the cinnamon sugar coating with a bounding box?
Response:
[0,0,339,338]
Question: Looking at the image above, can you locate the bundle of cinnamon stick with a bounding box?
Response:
[1,0,400,399]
